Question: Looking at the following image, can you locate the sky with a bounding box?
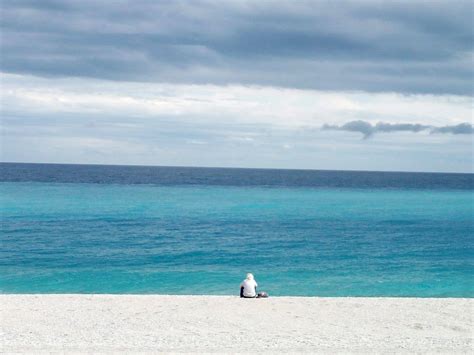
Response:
[1,0,473,172]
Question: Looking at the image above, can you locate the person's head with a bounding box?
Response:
[246,273,254,280]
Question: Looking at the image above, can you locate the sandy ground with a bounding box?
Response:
[0,295,472,354]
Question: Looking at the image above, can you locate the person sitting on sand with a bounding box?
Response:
[240,273,258,298]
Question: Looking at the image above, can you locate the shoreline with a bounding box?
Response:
[1,293,472,298]
[1,295,472,353]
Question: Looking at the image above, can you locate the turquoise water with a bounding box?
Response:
[1,172,473,296]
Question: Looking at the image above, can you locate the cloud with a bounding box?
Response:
[431,123,474,135]
[1,0,473,94]
[322,121,474,138]
[375,122,431,134]
[1,73,472,172]
[2,73,472,131]
[323,121,375,138]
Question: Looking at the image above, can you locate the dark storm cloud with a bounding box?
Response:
[1,0,473,94]
[322,121,474,138]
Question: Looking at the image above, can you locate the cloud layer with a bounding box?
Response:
[1,2,473,172]
[2,73,472,173]
[322,121,474,138]
[3,73,472,131]
[1,0,473,94]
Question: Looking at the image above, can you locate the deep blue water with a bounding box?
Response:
[1,163,473,296]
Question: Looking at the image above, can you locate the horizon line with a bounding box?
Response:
[1,161,473,175]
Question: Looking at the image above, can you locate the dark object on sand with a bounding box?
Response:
[257,292,268,298]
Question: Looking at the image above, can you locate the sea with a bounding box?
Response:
[1,162,473,297]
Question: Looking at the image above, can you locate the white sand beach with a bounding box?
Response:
[0,295,472,353]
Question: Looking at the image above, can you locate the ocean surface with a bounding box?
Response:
[1,163,473,297]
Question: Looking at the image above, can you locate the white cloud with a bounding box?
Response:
[2,73,471,129]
